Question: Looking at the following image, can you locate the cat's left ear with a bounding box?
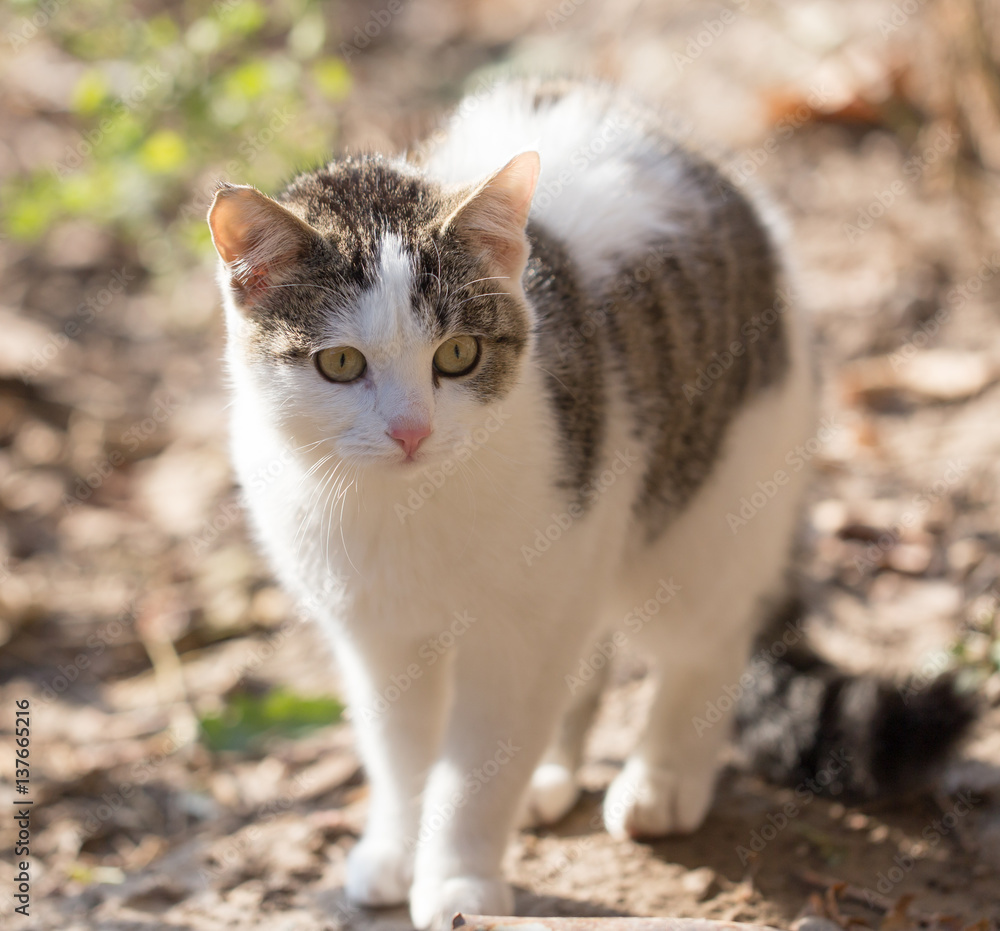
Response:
[208,183,320,304]
[441,151,540,281]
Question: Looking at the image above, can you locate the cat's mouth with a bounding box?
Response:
[388,443,453,474]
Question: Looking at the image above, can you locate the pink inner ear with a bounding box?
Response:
[209,199,253,266]
[207,185,317,297]
[497,151,540,223]
[444,152,541,280]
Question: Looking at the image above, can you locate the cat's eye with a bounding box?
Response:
[315,346,367,383]
[433,335,480,377]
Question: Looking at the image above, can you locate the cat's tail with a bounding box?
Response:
[733,599,978,799]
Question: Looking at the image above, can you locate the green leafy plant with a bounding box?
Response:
[199,687,343,753]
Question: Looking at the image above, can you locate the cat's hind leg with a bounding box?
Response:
[519,660,608,827]
[601,474,800,839]
[602,627,756,838]
[603,374,811,838]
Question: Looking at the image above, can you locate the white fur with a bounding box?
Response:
[420,83,698,287]
[221,85,815,930]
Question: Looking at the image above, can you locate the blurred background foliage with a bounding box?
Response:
[2,0,350,274]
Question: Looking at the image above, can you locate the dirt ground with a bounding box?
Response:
[2,0,1000,929]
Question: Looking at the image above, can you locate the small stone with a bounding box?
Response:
[811,498,847,534]
[681,866,719,900]
[869,824,890,843]
[948,538,984,577]
[885,541,933,575]
[250,585,291,627]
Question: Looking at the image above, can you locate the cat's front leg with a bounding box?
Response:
[334,638,452,908]
[408,642,571,930]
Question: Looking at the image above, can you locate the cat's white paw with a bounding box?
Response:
[344,836,413,907]
[517,762,580,828]
[603,757,716,839]
[409,875,513,930]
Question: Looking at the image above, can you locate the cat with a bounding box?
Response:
[208,79,973,929]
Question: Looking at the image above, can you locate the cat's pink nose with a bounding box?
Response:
[388,422,432,458]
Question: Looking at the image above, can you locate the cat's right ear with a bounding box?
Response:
[207,183,319,305]
[440,151,540,282]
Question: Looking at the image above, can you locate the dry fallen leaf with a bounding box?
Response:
[879,894,915,931]
[843,350,997,406]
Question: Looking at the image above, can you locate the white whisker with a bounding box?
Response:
[454,291,510,308]
[453,275,511,294]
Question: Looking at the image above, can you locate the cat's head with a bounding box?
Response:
[208,152,539,471]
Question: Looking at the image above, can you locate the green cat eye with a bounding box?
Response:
[433,335,480,377]
[315,346,367,383]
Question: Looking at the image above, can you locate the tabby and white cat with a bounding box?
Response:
[207,81,963,928]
